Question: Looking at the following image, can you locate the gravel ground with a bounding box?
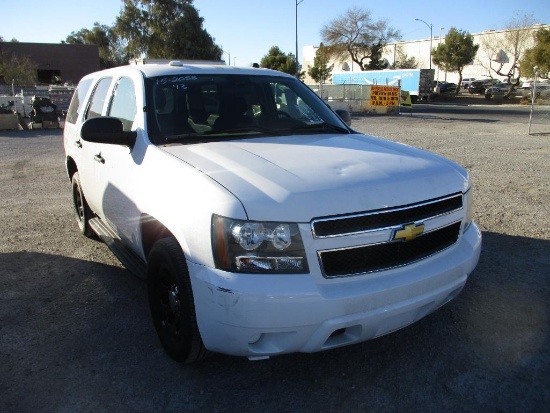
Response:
[0,110,548,412]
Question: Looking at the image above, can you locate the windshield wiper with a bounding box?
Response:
[203,126,282,136]
[163,132,202,143]
[162,126,281,144]
[289,122,350,134]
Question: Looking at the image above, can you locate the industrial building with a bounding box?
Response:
[0,42,100,86]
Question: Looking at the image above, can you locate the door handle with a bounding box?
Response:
[94,153,105,164]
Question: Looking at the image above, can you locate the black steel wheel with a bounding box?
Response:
[71,172,94,237]
[147,237,208,363]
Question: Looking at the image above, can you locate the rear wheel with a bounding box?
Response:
[71,172,94,237]
[147,237,209,363]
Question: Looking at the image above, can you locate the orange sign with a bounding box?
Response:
[370,86,400,106]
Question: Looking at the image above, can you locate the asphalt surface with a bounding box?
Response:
[0,105,549,412]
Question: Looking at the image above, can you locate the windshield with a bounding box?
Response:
[145,73,350,144]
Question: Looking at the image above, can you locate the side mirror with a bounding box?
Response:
[80,117,137,146]
[335,109,352,126]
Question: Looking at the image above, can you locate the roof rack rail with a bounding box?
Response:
[129,58,226,66]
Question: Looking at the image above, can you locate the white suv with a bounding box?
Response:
[64,60,481,363]
[461,78,476,89]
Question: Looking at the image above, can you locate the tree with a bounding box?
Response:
[391,46,417,69]
[366,42,388,70]
[0,50,37,85]
[66,23,127,68]
[0,36,19,42]
[114,0,222,60]
[432,27,478,92]
[320,7,400,71]
[260,46,301,77]
[307,43,334,84]
[478,13,536,91]
[520,28,550,80]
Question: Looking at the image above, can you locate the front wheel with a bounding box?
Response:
[71,172,94,237]
[147,237,209,363]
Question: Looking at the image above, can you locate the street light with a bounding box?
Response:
[296,0,304,77]
[415,18,433,70]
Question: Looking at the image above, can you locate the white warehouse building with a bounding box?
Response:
[302,23,549,86]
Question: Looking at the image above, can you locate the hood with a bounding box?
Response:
[161,134,468,221]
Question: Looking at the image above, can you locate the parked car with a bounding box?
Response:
[468,79,500,95]
[461,78,476,89]
[522,79,550,94]
[526,84,550,100]
[436,82,458,94]
[63,59,481,363]
[484,82,513,99]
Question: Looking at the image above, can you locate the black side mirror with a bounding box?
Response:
[80,117,137,146]
[335,109,352,126]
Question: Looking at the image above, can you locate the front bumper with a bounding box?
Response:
[188,222,482,359]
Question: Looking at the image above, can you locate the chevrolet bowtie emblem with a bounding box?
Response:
[393,223,425,242]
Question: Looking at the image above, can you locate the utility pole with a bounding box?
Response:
[295,0,304,77]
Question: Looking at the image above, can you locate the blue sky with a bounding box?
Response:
[1,0,548,67]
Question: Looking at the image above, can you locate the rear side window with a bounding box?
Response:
[65,78,93,124]
[85,77,112,120]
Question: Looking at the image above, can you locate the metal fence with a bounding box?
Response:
[527,76,550,135]
[306,84,372,101]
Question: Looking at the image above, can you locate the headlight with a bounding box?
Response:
[463,187,474,232]
[212,215,309,273]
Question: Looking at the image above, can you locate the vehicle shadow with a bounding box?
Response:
[0,128,63,139]
[1,230,548,411]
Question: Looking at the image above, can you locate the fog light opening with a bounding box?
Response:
[248,333,263,344]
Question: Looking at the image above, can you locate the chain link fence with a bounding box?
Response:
[527,76,550,135]
[306,84,372,101]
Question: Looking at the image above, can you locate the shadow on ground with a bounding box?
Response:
[0,230,548,412]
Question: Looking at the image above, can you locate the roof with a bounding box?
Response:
[86,59,293,79]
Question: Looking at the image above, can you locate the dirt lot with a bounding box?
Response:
[0,110,548,412]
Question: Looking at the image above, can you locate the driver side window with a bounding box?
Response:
[85,77,112,120]
[109,77,137,131]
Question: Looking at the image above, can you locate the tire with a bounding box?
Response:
[147,237,209,363]
[71,172,94,237]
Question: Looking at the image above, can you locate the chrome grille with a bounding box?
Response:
[313,194,464,278]
[318,222,461,277]
[312,194,462,238]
